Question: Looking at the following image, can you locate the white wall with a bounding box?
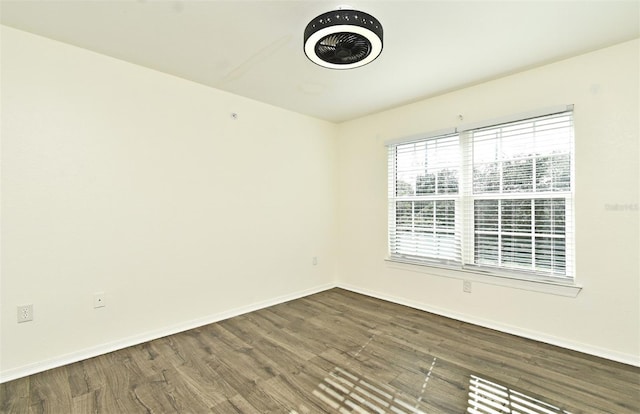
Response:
[336,39,640,365]
[0,26,338,380]
[2,24,638,381]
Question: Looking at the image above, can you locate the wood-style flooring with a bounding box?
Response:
[1,288,639,413]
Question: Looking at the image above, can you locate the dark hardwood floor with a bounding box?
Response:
[1,288,639,413]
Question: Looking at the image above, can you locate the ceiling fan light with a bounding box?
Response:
[304,9,383,70]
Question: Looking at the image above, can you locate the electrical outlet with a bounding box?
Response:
[463,280,472,293]
[312,256,318,266]
[94,293,106,308]
[17,304,33,323]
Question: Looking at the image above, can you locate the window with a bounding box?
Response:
[388,109,574,283]
[389,134,461,264]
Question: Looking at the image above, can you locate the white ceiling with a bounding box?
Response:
[1,0,638,123]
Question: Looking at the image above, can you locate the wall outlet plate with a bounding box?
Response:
[17,304,33,323]
[463,280,472,293]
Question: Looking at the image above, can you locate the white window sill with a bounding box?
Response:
[385,258,582,297]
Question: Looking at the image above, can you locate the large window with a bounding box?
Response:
[388,109,574,282]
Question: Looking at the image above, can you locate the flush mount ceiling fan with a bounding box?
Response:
[303,7,383,70]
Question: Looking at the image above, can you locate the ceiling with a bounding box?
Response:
[1,1,638,123]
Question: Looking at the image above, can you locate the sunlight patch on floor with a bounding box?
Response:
[311,360,438,414]
[467,374,573,414]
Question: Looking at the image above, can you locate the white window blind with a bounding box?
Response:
[388,134,462,266]
[388,109,575,282]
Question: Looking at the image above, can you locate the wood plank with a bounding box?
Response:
[28,366,73,414]
[0,376,29,414]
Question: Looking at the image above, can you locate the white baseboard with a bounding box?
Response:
[3,281,636,383]
[0,282,336,383]
[337,283,640,368]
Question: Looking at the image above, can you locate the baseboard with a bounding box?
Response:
[0,282,336,383]
[4,281,636,383]
[337,283,640,368]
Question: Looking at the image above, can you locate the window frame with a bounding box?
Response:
[386,106,579,294]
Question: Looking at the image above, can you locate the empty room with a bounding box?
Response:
[1,1,639,413]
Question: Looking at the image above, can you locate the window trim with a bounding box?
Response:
[384,258,582,297]
[386,105,578,294]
